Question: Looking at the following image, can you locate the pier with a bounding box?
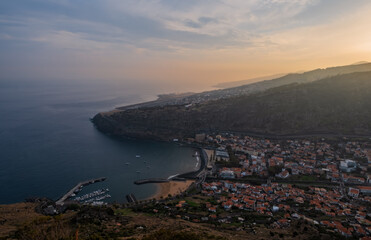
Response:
[126,193,137,203]
[56,177,106,206]
[134,178,169,185]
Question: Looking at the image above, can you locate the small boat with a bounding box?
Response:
[143,160,147,163]
[136,170,141,173]
[136,155,141,158]
[125,162,130,165]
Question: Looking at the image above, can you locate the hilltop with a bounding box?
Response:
[93,71,371,140]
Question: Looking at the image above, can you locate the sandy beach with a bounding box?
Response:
[150,180,194,200]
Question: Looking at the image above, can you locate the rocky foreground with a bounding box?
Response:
[0,201,339,240]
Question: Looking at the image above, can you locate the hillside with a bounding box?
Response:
[118,62,371,110]
[93,71,371,140]
[0,202,340,240]
[214,62,370,89]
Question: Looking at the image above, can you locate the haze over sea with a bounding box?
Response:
[0,80,200,204]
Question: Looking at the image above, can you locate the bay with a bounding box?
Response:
[0,80,197,204]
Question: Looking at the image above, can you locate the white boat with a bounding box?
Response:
[125,162,130,165]
[136,155,141,158]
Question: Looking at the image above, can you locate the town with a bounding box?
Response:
[136,133,371,239]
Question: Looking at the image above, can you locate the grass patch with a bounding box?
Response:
[186,200,200,208]
[115,208,134,216]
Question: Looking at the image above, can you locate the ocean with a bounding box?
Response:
[0,80,197,204]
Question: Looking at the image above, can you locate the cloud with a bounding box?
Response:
[0,0,323,52]
[1,0,371,84]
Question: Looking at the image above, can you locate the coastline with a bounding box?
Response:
[149,180,194,200]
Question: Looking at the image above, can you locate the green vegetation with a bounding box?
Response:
[186,200,200,208]
[10,214,75,240]
[114,208,134,216]
[1,199,346,240]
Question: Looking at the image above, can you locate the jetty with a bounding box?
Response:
[126,193,137,203]
[56,177,106,206]
[134,178,169,185]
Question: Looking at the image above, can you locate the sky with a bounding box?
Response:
[1,0,371,91]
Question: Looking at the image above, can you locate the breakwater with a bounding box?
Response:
[134,178,169,185]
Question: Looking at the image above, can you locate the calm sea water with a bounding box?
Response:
[0,81,197,204]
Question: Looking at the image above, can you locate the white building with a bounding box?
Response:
[220,170,235,179]
[339,159,357,173]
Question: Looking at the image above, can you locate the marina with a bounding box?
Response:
[73,188,110,202]
[55,149,204,205]
[82,193,111,204]
[56,177,106,206]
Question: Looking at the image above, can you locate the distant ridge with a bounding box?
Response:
[136,61,371,107]
[213,73,287,89]
[351,61,369,65]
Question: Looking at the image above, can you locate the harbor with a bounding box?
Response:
[53,148,202,205]
[73,188,111,205]
[133,148,207,187]
[56,177,106,206]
